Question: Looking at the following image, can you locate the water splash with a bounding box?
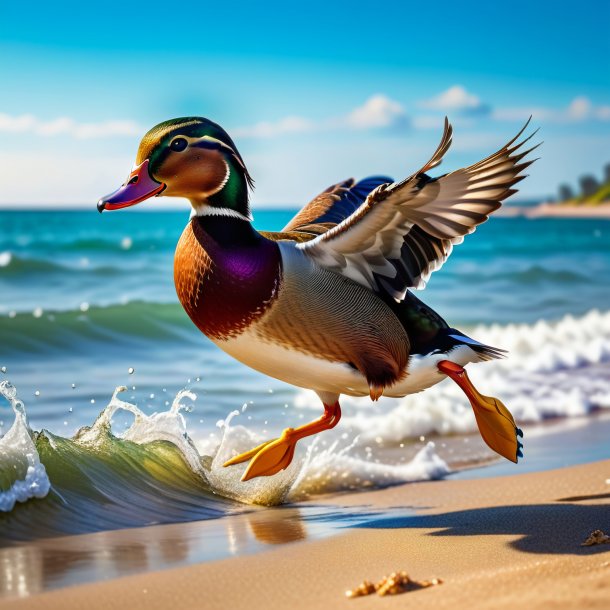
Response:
[76,386,205,478]
[0,381,50,511]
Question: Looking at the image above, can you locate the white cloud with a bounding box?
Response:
[345,94,408,129]
[0,113,142,139]
[493,96,610,123]
[233,95,408,139]
[420,85,488,114]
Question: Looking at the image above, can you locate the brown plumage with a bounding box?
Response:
[252,244,409,390]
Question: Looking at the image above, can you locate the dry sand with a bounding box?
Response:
[2,460,609,610]
[511,202,610,219]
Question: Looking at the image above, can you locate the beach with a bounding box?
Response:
[2,458,608,610]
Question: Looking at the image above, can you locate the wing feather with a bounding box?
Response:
[297,119,538,299]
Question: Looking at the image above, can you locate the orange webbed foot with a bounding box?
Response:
[438,360,523,463]
[223,428,298,481]
[223,401,341,481]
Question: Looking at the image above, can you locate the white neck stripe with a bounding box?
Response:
[192,205,253,222]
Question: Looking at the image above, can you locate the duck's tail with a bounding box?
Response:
[445,329,507,362]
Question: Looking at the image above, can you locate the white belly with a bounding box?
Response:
[215,331,480,399]
[215,328,371,396]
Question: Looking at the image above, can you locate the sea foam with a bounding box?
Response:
[0,381,50,511]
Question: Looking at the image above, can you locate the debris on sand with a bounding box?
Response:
[581,530,610,546]
[346,571,443,598]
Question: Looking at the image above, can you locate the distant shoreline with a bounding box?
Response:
[500,202,610,219]
[1,204,610,219]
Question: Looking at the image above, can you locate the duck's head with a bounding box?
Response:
[98,117,254,219]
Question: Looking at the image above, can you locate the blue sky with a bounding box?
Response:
[0,0,608,207]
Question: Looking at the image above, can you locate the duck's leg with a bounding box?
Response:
[224,398,341,481]
[437,360,523,463]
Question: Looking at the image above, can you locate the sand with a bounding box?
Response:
[2,459,609,610]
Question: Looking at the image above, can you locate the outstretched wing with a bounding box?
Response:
[297,118,538,300]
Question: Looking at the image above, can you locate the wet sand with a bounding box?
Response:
[2,458,608,610]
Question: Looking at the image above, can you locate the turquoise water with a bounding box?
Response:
[0,209,609,541]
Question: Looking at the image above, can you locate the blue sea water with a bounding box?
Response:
[0,209,609,545]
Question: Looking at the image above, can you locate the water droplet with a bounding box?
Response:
[120,237,133,250]
[63,421,68,426]
[80,302,89,312]
[68,407,73,412]
[0,367,6,374]
[128,367,135,375]
[90,399,95,404]
[419,435,425,442]
[71,383,76,389]
[34,390,40,396]
[195,377,200,382]
[149,393,155,399]
[33,307,43,318]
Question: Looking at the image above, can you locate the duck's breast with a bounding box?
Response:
[173,220,282,340]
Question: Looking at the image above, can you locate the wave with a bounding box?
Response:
[0,251,62,275]
[0,302,197,355]
[498,266,590,285]
[442,264,592,286]
[0,381,50,512]
[0,234,175,255]
[0,383,448,541]
[0,250,155,278]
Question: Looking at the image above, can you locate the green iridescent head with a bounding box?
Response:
[98,117,254,218]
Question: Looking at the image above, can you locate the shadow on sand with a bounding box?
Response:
[355,500,610,555]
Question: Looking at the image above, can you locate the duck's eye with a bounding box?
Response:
[170,138,188,152]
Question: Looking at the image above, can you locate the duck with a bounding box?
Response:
[98,116,535,481]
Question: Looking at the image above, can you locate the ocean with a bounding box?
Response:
[1,209,609,541]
